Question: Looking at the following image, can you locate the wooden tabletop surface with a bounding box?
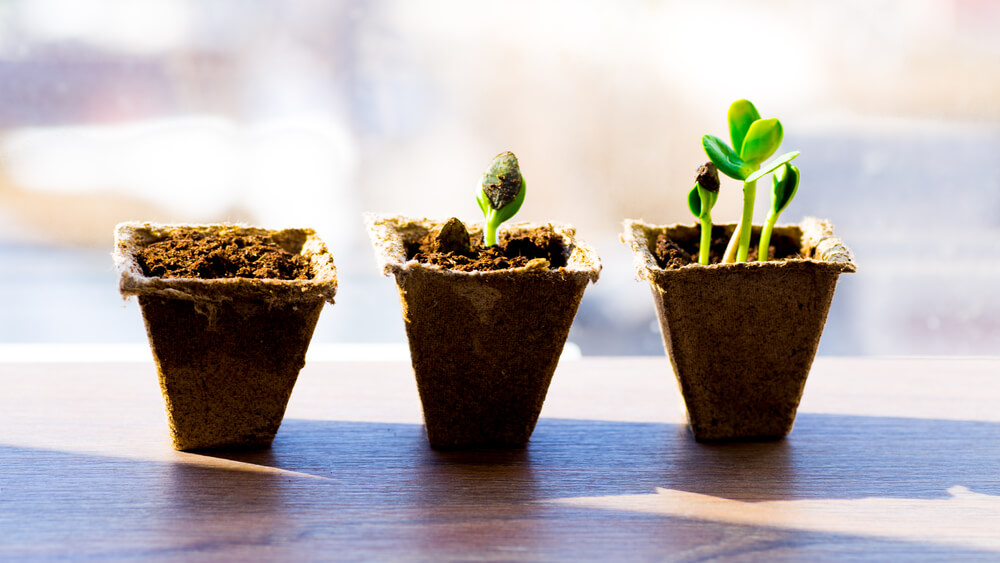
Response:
[2,357,999,561]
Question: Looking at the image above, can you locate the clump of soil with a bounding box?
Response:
[655,225,802,269]
[407,218,568,272]
[138,229,312,280]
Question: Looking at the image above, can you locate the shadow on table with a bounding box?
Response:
[3,412,998,561]
[202,412,1000,503]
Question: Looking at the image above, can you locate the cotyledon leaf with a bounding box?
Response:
[727,99,761,155]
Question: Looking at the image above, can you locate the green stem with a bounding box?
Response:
[758,211,778,262]
[698,213,712,265]
[735,179,757,263]
[484,208,500,247]
[721,222,740,263]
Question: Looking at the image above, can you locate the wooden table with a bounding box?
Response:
[2,357,999,561]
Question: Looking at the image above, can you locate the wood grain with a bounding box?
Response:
[1,357,999,561]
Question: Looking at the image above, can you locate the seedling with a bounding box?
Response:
[687,162,720,265]
[702,100,799,263]
[477,151,526,247]
[757,163,800,261]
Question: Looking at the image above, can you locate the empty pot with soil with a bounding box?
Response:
[114,223,337,451]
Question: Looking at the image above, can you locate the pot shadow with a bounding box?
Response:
[4,434,996,560]
[530,414,1000,502]
[196,415,1000,557]
[209,419,538,505]
[198,412,1000,504]
[8,408,1000,560]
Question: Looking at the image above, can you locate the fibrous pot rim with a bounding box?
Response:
[621,216,856,281]
[364,213,601,283]
[114,221,338,303]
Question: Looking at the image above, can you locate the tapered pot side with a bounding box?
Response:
[623,217,855,441]
[366,214,601,449]
[114,222,337,451]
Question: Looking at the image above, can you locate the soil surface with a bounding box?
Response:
[138,229,312,280]
[407,218,568,272]
[655,225,802,269]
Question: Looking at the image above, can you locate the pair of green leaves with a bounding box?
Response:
[702,99,787,181]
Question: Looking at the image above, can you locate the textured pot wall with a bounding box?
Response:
[114,222,337,451]
[139,296,325,450]
[651,261,841,440]
[367,215,601,448]
[398,268,590,448]
[624,218,855,441]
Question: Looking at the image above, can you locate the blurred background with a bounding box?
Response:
[1,0,998,356]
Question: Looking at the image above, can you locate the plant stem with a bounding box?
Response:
[698,214,712,265]
[484,209,499,247]
[735,179,757,263]
[758,210,777,262]
[721,222,740,263]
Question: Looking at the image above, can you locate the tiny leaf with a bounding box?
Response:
[688,185,701,217]
[745,151,800,183]
[702,135,751,180]
[728,99,761,155]
[772,163,800,214]
[739,118,783,166]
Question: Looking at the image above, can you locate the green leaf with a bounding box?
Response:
[772,163,800,214]
[702,135,751,180]
[744,151,800,183]
[689,183,720,219]
[728,99,760,155]
[739,118,783,166]
[688,185,701,217]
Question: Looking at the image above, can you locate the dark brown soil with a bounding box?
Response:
[655,225,802,269]
[406,218,568,272]
[138,229,312,280]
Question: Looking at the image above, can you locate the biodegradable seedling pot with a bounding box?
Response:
[623,217,855,441]
[366,214,601,449]
[114,223,337,451]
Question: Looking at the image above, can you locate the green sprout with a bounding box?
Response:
[477,151,526,247]
[687,162,720,265]
[757,163,800,261]
[702,99,799,263]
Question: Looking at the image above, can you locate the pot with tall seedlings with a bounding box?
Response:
[623,100,856,441]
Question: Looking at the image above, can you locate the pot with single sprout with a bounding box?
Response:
[366,152,601,449]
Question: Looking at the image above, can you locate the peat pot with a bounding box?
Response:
[114,223,337,451]
[623,217,855,441]
[366,214,601,449]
